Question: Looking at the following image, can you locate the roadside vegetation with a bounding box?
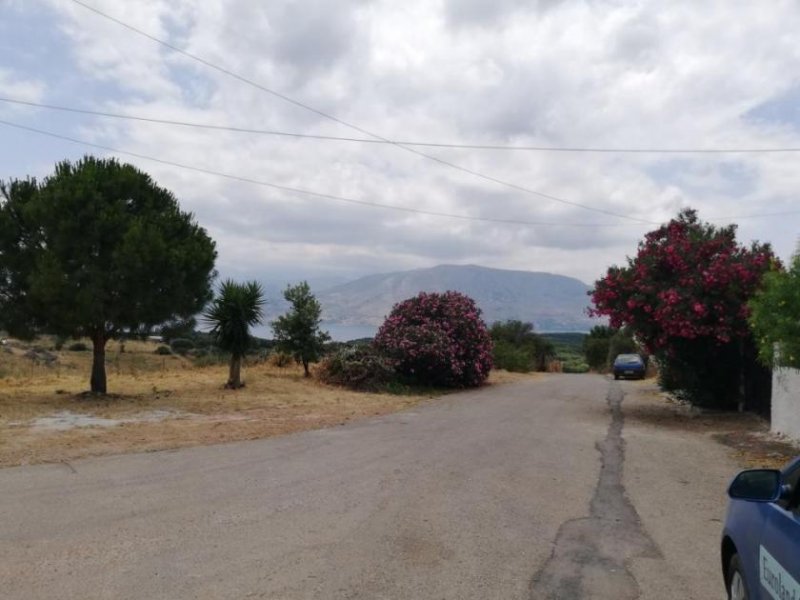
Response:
[272,281,331,377]
[0,336,436,467]
[749,248,800,369]
[0,157,217,394]
[590,209,776,411]
[540,332,590,373]
[204,279,266,389]
[582,326,642,373]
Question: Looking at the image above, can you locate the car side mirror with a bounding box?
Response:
[728,469,782,502]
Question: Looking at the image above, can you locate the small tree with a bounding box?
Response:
[0,157,217,393]
[583,325,616,371]
[375,291,493,388]
[749,250,800,369]
[607,328,640,363]
[490,320,554,372]
[272,281,330,377]
[205,280,265,388]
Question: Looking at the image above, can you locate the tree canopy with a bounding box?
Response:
[0,156,217,393]
[749,250,800,369]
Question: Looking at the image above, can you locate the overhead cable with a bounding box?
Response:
[0,119,645,228]
[67,0,656,225]
[4,97,800,154]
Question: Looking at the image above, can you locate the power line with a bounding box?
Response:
[67,0,656,225]
[3,119,797,225]
[5,96,800,154]
[0,118,644,228]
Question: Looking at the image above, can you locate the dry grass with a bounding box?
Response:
[0,339,524,468]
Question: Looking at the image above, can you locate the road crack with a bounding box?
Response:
[529,383,661,599]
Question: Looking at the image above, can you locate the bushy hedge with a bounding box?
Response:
[490,320,554,372]
[374,291,493,388]
[169,338,195,355]
[317,345,395,391]
[492,340,533,372]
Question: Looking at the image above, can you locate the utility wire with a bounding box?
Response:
[67,0,656,225]
[0,118,642,228]
[4,96,800,154]
[3,119,796,224]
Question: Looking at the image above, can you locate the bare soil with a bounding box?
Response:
[0,337,532,468]
[624,381,799,469]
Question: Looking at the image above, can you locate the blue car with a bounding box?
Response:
[721,456,800,599]
[612,353,645,380]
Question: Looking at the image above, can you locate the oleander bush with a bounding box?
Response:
[374,291,493,388]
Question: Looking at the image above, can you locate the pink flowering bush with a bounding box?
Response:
[374,291,493,388]
[590,209,775,409]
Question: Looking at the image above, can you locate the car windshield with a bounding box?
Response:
[615,354,642,365]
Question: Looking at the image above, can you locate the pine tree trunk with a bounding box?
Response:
[90,332,108,394]
[303,358,310,377]
[227,355,243,388]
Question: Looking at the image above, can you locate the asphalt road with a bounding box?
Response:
[0,375,737,599]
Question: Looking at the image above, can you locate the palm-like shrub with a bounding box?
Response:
[204,279,265,389]
[374,291,493,388]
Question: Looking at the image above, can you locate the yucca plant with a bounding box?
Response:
[204,279,265,389]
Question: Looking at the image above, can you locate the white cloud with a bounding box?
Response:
[3,0,800,288]
[0,69,46,105]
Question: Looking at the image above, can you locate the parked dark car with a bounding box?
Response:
[612,353,645,380]
[721,456,800,600]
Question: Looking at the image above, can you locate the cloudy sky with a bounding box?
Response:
[1,0,799,292]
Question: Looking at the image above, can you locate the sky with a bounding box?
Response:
[1,0,799,293]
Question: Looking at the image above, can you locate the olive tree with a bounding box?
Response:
[272,282,330,377]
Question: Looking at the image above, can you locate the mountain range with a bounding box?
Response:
[315,264,600,333]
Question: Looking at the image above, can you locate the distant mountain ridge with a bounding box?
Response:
[318,264,600,332]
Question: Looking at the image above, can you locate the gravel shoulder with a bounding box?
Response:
[620,380,798,600]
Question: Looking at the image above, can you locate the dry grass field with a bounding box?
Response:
[0,337,530,468]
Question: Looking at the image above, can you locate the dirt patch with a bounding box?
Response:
[24,409,183,431]
[0,339,525,468]
[713,431,800,469]
[624,381,799,469]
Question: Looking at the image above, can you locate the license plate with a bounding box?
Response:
[624,370,634,374]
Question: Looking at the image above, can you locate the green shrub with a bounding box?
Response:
[489,321,555,372]
[584,338,610,371]
[317,346,396,391]
[562,359,590,373]
[492,339,533,372]
[67,342,88,352]
[169,338,195,355]
[154,345,172,355]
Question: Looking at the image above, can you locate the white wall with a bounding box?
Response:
[772,366,800,442]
